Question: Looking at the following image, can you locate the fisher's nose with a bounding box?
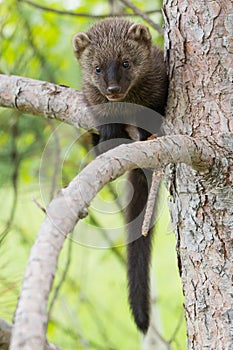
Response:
[107,85,121,94]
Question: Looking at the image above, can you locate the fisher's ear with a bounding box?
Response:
[72,32,91,59]
[127,23,152,45]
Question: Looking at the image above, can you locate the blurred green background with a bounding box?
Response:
[0,0,186,349]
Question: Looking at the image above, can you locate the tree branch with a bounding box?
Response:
[0,318,62,350]
[142,170,163,236]
[0,74,94,131]
[9,134,216,350]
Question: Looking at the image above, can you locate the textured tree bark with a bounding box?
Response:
[0,74,93,130]
[163,1,233,349]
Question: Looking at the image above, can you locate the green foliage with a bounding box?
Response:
[0,0,186,349]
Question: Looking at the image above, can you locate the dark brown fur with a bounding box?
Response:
[73,18,168,333]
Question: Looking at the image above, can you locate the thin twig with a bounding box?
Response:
[47,120,61,201]
[19,0,161,19]
[142,170,163,236]
[168,309,185,343]
[119,0,163,34]
[150,322,173,350]
[89,214,125,265]
[17,1,55,82]
[0,115,19,244]
[32,197,46,213]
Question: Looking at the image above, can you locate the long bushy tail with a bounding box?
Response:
[126,168,154,334]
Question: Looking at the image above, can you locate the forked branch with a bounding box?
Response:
[9,133,216,349]
[1,74,231,349]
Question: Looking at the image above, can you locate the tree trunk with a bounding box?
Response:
[163,0,233,349]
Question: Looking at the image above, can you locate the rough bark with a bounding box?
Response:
[163,0,233,349]
[0,75,93,130]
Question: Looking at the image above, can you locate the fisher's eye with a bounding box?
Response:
[95,66,101,74]
[122,60,130,69]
